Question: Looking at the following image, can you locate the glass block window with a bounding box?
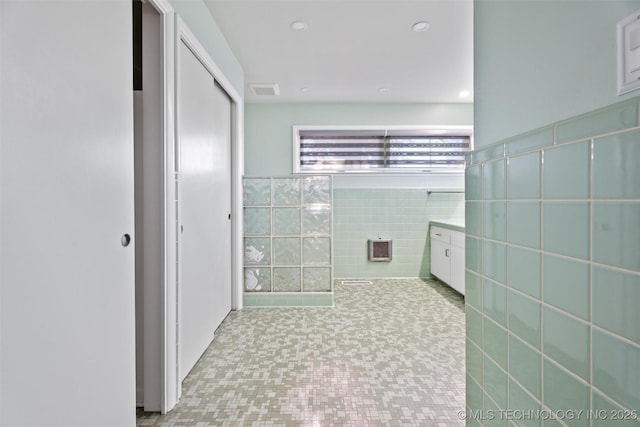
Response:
[294,126,473,174]
[243,176,332,293]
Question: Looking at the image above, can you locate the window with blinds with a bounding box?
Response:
[293,127,473,173]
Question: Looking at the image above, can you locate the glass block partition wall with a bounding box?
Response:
[243,176,333,307]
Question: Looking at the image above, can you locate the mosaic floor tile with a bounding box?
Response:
[137,278,465,426]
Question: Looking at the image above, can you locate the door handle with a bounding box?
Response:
[121,234,131,247]
[445,248,450,257]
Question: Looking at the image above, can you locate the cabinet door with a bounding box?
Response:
[431,239,451,284]
[450,244,465,295]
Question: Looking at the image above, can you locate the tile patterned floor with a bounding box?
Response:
[137,278,465,426]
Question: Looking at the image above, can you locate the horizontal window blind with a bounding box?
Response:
[297,128,471,173]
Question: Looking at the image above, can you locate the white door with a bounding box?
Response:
[0,2,135,426]
[430,239,451,284]
[209,82,233,329]
[177,40,232,381]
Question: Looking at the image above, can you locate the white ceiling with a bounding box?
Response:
[203,0,473,104]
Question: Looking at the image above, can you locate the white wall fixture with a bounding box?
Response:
[617,9,640,95]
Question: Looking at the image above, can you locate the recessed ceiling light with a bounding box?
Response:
[291,21,308,31]
[459,90,471,98]
[378,87,389,93]
[412,21,430,32]
[301,87,310,92]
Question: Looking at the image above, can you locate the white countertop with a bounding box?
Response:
[429,220,465,233]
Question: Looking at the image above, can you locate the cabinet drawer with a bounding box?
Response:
[430,226,451,243]
[451,231,465,248]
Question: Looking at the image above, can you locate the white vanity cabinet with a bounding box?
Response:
[430,225,465,295]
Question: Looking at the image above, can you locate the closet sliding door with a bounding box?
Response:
[176,38,232,381]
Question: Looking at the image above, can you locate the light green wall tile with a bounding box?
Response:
[542,142,590,199]
[508,202,540,249]
[593,202,640,271]
[543,360,589,427]
[467,339,483,384]
[333,188,458,279]
[593,266,640,345]
[508,152,541,199]
[592,391,640,427]
[543,307,590,381]
[466,306,483,347]
[509,335,541,399]
[483,159,506,200]
[483,391,509,427]
[483,240,506,284]
[465,271,483,311]
[505,126,554,156]
[543,254,589,320]
[484,201,507,241]
[593,129,640,199]
[243,292,333,307]
[555,100,638,144]
[483,279,507,327]
[475,144,505,164]
[509,290,541,349]
[508,380,541,427]
[542,202,589,260]
[466,164,482,200]
[474,0,640,420]
[466,201,482,237]
[466,374,483,412]
[508,246,541,299]
[466,236,482,274]
[484,317,507,369]
[483,356,507,409]
[593,329,640,411]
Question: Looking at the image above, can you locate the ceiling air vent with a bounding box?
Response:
[249,83,280,96]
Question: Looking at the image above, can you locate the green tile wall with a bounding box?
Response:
[332,189,464,278]
[466,98,640,425]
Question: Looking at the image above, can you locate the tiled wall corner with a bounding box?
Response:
[333,189,464,278]
[243,176,333,307]
[466,97,640,425]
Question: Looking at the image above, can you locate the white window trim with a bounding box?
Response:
[292,125,474,174]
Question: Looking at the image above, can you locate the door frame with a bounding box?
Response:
[138,0,177,413]
[138,1,244,413]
